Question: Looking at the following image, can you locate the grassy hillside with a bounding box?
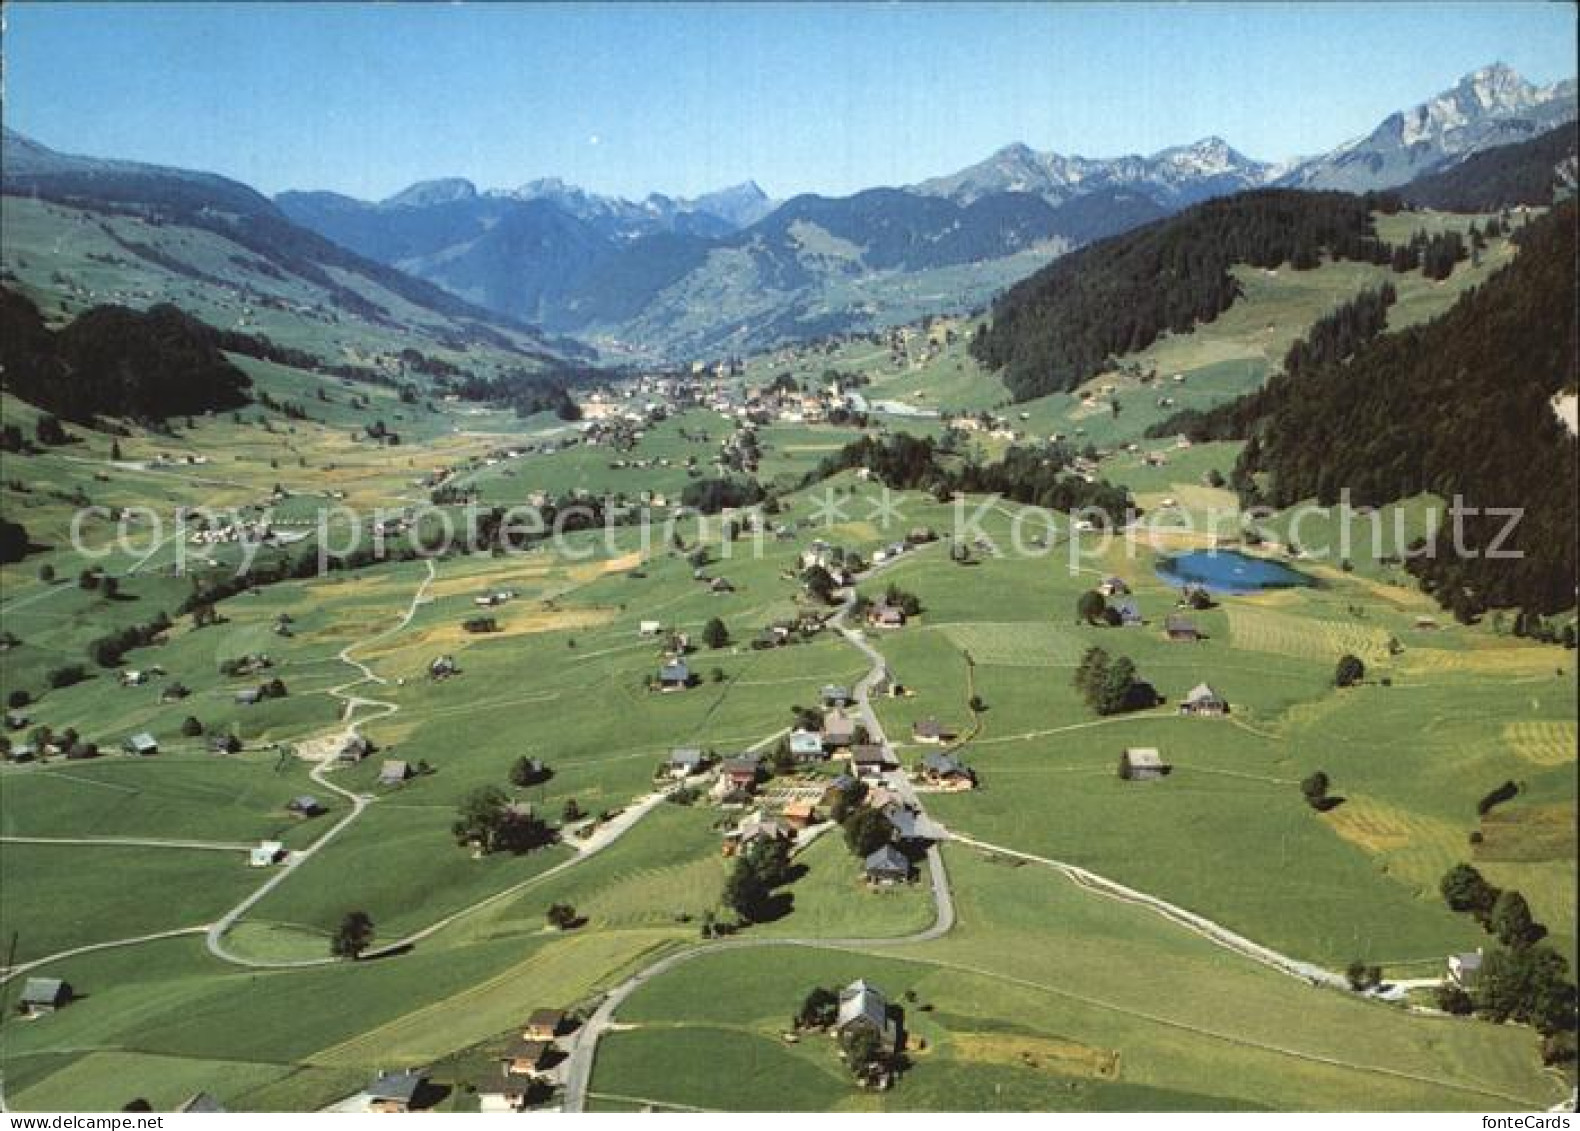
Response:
[0,183,1572,1114]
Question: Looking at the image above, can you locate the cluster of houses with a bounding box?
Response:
[745,378,862,426]
[948,413,1022,443]
[660,675,968,882]
[186,515,277,548]
[476,1008,571,1113]
[354,1009,574,1113]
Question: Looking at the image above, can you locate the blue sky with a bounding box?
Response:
[4,2,1575,201]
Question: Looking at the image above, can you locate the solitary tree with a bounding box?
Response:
[803,565,837,604]
[331,910,375,960]
[1096,655,1141,715]
[509,755,550,788]
[843,806,893,858]
[796,986,840,1029]
[1345,959,1383,991]
[723,855,771,921]
[1300,771,1332,810]
[1334,654,1366,688]
[545,902,578,930]
[703,617,730,650]
[1076,590,1108,625]
[453,786,550,855]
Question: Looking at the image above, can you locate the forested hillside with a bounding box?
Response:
[1158,205,1577,616]
[968,190,1399,399]
[0,287,251,422]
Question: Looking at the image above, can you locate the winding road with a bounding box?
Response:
[0,564,440,982]
[560,551,956,1112]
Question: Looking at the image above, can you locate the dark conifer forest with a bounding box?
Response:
[0,287,252,422]
[1155,204,1577,616]
[968,189,1400,399]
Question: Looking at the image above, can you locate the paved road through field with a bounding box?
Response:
[560,550,956,1111]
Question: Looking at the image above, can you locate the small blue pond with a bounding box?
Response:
[1156,549,1316,594]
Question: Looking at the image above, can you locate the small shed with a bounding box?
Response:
[820,684,852,707]
[337,734,371,763]
[287,795,326,818]
[1119,747,1172,781]
[658,660,691,691]
[1164,614,1200,642]
[249,841,286,868]
[378,759,413,786]
[19,977,73,1015]
[122,732,159,757]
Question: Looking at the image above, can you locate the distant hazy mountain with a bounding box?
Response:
[913,136,1276,209]
[0,128,566,359]
[1278,64,1577,191]
[280,177,1118,356]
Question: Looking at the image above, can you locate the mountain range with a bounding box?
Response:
[6,63,1575,363]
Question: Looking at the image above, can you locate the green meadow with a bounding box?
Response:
[0,203,1572,1112]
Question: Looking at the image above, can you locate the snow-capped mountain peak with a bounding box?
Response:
[1280,63,1577,191]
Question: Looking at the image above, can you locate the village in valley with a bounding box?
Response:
[0,5,1577,1117]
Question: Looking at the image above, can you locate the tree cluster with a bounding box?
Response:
[0,287,252,423]
[722,836,793,922]
[1072,646,1151,716]
[452,785,552,855]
